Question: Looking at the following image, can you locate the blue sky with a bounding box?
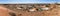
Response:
[0,0,60,4]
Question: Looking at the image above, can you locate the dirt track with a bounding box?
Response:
[0,6,8,16]
[0,6,18,16]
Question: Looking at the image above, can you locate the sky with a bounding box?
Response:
[0,0,60,4]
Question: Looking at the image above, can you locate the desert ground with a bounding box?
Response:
[0,4,60,16]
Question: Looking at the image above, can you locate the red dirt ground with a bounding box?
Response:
[0,6,8,16]
[0,5,60,16]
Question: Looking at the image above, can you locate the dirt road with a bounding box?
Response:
[0,6,8,16]
[0,6,18,16]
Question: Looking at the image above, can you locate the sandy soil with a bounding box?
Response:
[0,5,60,16]
[0,6,8,16]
